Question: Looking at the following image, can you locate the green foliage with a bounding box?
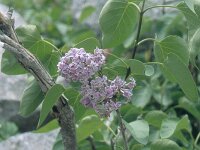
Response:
[1,0,200,149]
[20,78,44,117]
[0,121,18,141]
[123,119,149,145]
[99,0,139,48]
[76,115,103,142]
[38,84,65,127]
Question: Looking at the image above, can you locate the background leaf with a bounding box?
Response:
[99,0,139,47]
[123,119,149,145]
[151,139,181,150]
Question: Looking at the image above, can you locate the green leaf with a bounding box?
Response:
[163,53,198,101]
[176,97,200,120]
[64,88,85,122]
[19,79,44,117]
[74,37,100,52]
[29,40,60,76]
[123,119,149,145]
[189,28,200,68]
[1,51,27,75]
[145,111,167,128]
[0,121,18,141]
[34,119,59,133]
[132,84,152,108]
[160,115,190,138]
[184,0,195,12]
[151,139,181,150]
[158,36,189,65]
[16,24,41,48]
[127,59,145,75]
[38,84,65,127]
[79,6,96,22]
[99,0,139,48]
[77,115,103,142]
[177,2,200,37]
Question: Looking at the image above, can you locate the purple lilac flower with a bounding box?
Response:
[57,48,105,82]
[80,76,136,117]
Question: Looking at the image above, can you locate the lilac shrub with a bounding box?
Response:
[58,47,136,117]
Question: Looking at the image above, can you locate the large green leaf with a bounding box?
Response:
[1,51,27,75]
[123,119,149,145]
[19,79,44,117]
[158,36,189,65]
[29,40,60,76]
[38,84,65,127]
[151,139,181,150]
[163,53,198,101]
[160,115,190,138]
[76,115,103,142]
[74,37,100,52]
[99,0,139,48]
[127,59,145,75]
[16,24,41,48]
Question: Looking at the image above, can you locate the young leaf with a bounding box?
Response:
[74,37,100,52]
[38,84,65,127]
[16,24,41,48]
[163,53,198,101]
[19,79,44,117]
[76,115,103,142]
[99,0,139,48]
[1,51,27,75]
[151,139,181,150]
[123,119,149,145]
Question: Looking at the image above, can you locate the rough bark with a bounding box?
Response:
[0,12,76,150]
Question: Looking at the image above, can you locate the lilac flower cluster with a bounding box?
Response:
[57,48,105,82]
[80,76,136,117]
[57,47,136,117]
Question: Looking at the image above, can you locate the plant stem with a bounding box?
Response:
[125,0,146,80]
[116,110,128,150]
[195,132,200,146]
[143,5,176,14]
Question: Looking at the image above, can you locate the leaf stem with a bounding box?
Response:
[143,5,177,14]
[195,132,200,146]
[137,38,155,46]
[125,0,146,80]
[116,110,129,150]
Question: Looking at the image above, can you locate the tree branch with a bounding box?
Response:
[0,12,76,150]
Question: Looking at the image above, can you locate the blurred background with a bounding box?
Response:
[0,0,186,150]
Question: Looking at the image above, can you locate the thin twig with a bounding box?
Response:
[116,110,128,150]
